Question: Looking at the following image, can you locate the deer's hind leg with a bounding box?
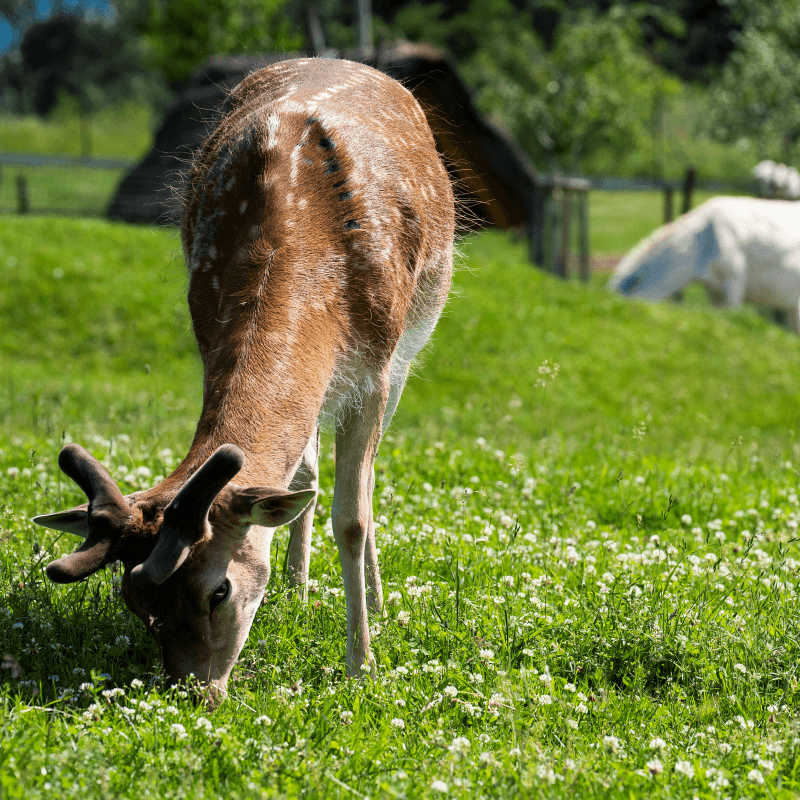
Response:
[331,375,389,676]
[286,428,320,598]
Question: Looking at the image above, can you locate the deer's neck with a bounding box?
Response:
[177,266,340,489]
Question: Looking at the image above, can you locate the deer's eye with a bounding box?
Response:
[210,579,230,611]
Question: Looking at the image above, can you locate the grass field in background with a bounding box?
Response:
[0,102,156,160]
[0,184,727,261]
[2,218,800,798]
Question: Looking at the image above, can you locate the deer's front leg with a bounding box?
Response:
[286,429,320,598]
[331,387,386,676]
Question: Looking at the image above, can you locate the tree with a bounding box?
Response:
[117,0,305,86]
[706,0,800,160]
[454,0,680,171]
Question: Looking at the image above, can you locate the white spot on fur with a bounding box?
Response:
[266,114,280,149]
[299,198,307,209]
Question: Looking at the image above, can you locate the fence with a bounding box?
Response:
[3,153,758,282]
[529,176,591,280]
[529,168,754,281]
[0,152,136,217]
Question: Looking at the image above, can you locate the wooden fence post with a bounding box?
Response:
[578,190,590,283]
[548,185,559,275]
[663,185,674,223]
[528,184,544,266]
[682,166,696,214]
[16,174,29,214]
[558,189,572,278]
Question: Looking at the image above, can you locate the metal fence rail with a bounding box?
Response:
[2,152,761,283]
[0,152,137,218]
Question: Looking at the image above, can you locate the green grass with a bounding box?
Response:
[588,189,725,256]
[0,102,156,159]
[0,165,129,217]
[582,85,776,181]
[3,217,800,798]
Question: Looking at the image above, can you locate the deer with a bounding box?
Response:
[33,57,455,699]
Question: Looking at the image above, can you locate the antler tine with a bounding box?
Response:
[46,538,114,584]
[166,444,246,528]
[130,444,245,588]
[58,443,127,508]
[42,443,134,584]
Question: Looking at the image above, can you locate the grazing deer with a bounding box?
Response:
[33,58,454,696]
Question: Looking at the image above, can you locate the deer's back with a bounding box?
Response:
[182,59,454,374]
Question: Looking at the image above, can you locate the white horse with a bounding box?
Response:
[609,197,800,331]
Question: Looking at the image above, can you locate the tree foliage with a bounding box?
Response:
[706,0,800,160]
[452,0,680,171]
[2,13,153,116]
[118,0,304,86]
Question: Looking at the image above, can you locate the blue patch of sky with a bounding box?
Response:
[1,0,115,53]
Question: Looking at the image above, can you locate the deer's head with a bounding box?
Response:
[34,443,314,698]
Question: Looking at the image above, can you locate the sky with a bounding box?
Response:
[1,0,115,52]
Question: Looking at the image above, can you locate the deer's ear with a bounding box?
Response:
[229,488,316,531]
[32,505,90,538]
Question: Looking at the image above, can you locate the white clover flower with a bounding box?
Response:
[170,723,188,740]
[564,683,576,692]
[602,735,621,753]
[114,635,131,647]
[538,673,552,687]
[431,780,448,793]
[575,703,589,714]
[733,663,747,674]
[340,710,354,724]
[509,746,521,757]
[538,695,552,706]
[674,760,694,778]
[396,610,411,626]
[443,685,458,698]
[758,759,774,772]
[130,678,143,689]
[449,736,470,755]
[390,718,405,730]
[649,737,667,751]
[479,751,497,766]
[387,591,402,605]
[747,769,764,784]
[567,719,578,729]
[646,758,663,775]
[469,672,484,685]
[478,648,494,660]
[195,717,213,731]
[394,666,409,676]
[522,648,535,657]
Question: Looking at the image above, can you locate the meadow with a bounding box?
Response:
[2,215,800,798]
